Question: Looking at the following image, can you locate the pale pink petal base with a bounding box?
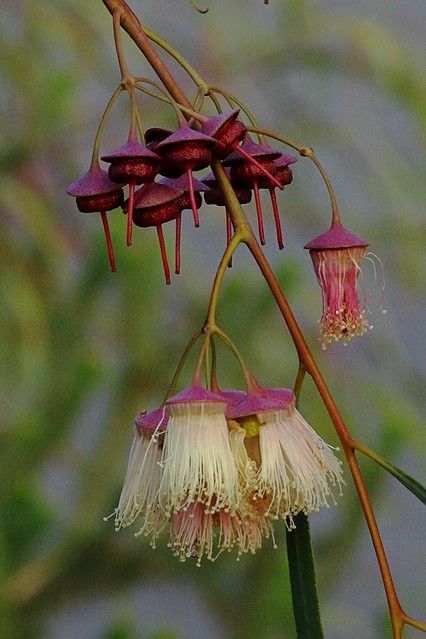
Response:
[310,246,371,348]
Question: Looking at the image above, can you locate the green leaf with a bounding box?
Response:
[357,443,426,506]
[286,513,324,639]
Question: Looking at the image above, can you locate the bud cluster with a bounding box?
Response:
[66,80,382,346]
[67,102,296,283]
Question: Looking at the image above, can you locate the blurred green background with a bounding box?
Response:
[0,1,425,638]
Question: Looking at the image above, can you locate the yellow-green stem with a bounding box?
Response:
[164,328,203,400]
[213,327,256,392]
[404,616,426,633]
[90,84,124,167]
[135,82,205,122]
[143,26,207,89]
[247,125,341,225]
[207,90,223,113]
[113,9,131,81]
[293,364,306,406]
[204,232,243,330]
[209,87,261,137]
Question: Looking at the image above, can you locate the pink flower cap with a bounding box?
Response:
[155,123,217,152]
[66,164,122,197]
[166,384,227,406]
[274,153,297,167]
[159,175,209,193]
[101,141,161,162]
[226,386,294,419]
[216,388,246,407]
[201,167,232,188]
[134,406,169,435]
[223,135,281,165]
[200,108,241,138]
[258,386,295,405]
[132,182,183,208]
[304,223,369,251]
[145,127,174,148]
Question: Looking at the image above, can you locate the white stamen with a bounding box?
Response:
[113,408,168,532]
[256,403,344,521]
[158,402,241,515]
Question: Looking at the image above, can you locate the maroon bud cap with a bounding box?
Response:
[145,127,173,150]
[156,124,215,227]
[132,182,183,209]
[201,109,247,159]
[131,183,184,286]
[160,175,205,212]
[258,154,296,189]
[160,175,209,193]
[67,164,124,212]
[102,141,161,184]
[132,182,183,226]
[155,123,216,171]
[202,170,252,206]
[133,202,182,227]
[223,136,281,166]
[204,187,251,206]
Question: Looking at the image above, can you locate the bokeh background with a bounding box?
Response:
[1,1,425,638]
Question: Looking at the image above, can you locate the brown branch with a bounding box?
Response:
[101,0,192,109]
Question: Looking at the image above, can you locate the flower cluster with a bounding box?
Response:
[111,382,344,565]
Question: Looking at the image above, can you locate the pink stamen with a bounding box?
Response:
[234,146,283,189]
[253,183,266,245]
[269,188,284,250]
[156,225,171,285]
[100,211,116,272]
[127,182,135,246]
[187,169,200,227]
[175,212,182,275]
[226,209,233,268]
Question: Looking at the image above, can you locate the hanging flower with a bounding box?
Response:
[159,385,241,517]
[157,384,272,565]
[112,406,168,539]
[227,386,344,527]
[304,222,371,348]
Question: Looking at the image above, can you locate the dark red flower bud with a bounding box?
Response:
[155,123,216,228]
[201,109,247,159]
[66,164,123,272]
[223,136,281,245]
[159,175,208,274]
[132,183,184,284]
[257,153,297,250]
[102,140,161,246]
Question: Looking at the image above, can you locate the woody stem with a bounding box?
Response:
[112,9,131,80]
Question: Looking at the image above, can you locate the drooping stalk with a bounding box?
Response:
[98,2,423,635]
[246,126,341,226]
